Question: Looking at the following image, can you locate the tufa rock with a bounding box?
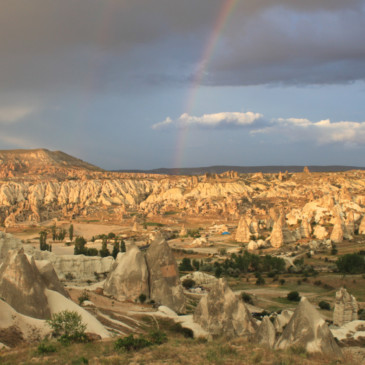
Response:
[330,215,344,243]
[0,249,51,319]
[235,216,251,243]
[275,297,341,356]
[333,288,358,326]
[359,215,365,235]
[193,278,257,338]
[254,316,276,348]
[270,220,284,248]
[145,237,186,313]
[273,310,293,333]
[103,243,149,302]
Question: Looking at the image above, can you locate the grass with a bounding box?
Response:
[1,323,360,365]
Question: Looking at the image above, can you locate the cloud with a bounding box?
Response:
[154,110,365,146]
[152,111,263,129]
[0,106,36,123]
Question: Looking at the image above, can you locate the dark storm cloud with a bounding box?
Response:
[0,0,364,94]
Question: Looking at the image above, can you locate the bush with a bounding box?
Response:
[241,292,254,305]
[171,323,194,338]
[36,340,57,354]
[114,330,167,352]
[182,278,195,290]
[319,301,331,310]
[358,309,365,320]
[78,290,90,306]
[287,291,301,302]
[139,293,147,304]
[47,310,87,344]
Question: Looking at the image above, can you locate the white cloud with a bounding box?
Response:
[152,111,263,129]
[154,110,365,146]
[0,106,36,123]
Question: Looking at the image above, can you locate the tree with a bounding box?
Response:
[51,225,57,241]
[47,310,86,343]
[179,258,193,271]
[74,236,87,255]
[39,231,50,251]
[99,238,110,258]
[336,253,365,274]
[69,224,74,242]
[112,240,120,259]
[287,291,301,302]
[120,240,126,253]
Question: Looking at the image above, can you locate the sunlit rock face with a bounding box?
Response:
[333,288,358,327]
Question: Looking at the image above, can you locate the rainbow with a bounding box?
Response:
[174,0,238,169]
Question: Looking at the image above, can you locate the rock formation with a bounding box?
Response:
[313,225,328,240]
[333,288,358,326]
[273,310,293,333]
[235,216,251,243]
[275,297,341,356]
[254,316,276,348]
[0,249,51,319]
[359,215,365,235]
[193,278,257,338]
[180,272,217,289]
[145,237,186,313]
[104,243,149,301]
[300,219,311,238]
[330,215,344,243]
[270,220,284,248]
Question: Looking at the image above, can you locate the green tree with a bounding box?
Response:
[74,236,87,255]
[99,238,110,257]
[120,240,126,253]
[69,224,74,242]
[287,291,301,302]
[112,240,120,259]
[39,231,50,251]
[51,224,57,241]
[336,253,365,274]
[179,258,194,271]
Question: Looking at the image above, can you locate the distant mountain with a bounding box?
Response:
[114,165,365,175]
[0,148,103,179]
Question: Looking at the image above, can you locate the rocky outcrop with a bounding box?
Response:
[254,316,276,348]
[313,225,328,240]
[35,260,70,298]
[270,220,284,248]
[273,310,293,333]
[235,217,251,243]
[193,279,257,338]
[330,215,344,243]
[104,243,149,301]
[0,231,22,260]
[275,297,341,356]
[145,237,186,313]
[300,219,311,238]
[333,288,358,326]
[359,215,365,234]
[180,272,217,289]
[0,249,51,319]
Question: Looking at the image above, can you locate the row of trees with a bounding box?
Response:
[51,224,73,242]
[74,236,126,258]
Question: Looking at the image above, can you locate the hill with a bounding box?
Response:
[114,165,365,175]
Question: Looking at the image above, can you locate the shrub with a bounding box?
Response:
[358,309,365,320]
[171,323,194,338]
[78,291,90,306]
[47,310,87,344]
[319,301,331,310]
[139,293,147,304]
[279,279,285,285]
[255,275,265,285]
[182,278,195,290]
[65,272,75,281]
[115,335,152,351]
[287,291,301,302]
[241,292,254,305]
[36,340,57,354]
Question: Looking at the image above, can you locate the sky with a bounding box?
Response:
[1,0,365,170]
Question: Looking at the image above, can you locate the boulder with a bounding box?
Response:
[145,237,186,313]
[235,217,251,243]
[333,288,358,326]
[0,249,50,319]
[254,316,276,348]
[331,320,365,347]
[247,240,258,251]
[103,243,149,301]
[275,297,341,356]
[193,278,257,338]
[313,225,328,240]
